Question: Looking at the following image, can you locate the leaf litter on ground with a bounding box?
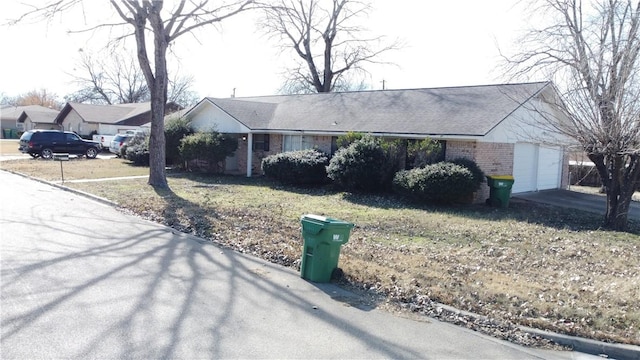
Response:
[2,159,638,348]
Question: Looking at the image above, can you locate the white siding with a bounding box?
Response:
[189,101,250,133]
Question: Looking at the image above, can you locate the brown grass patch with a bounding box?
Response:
[0,140,20,155]
[0,157,149,181]
[2,159,639,346]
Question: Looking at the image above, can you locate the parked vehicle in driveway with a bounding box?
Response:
[19,130,101,159]
[109,133,134,157]
[92,134,115,150]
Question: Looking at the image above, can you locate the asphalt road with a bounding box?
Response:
[0,171,595,359]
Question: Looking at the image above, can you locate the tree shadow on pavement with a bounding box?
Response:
[2,185,419,359]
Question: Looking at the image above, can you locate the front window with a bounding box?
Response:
[283,135,313,152]
[253,134,270,151]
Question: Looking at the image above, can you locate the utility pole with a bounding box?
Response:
[381,79,386,90]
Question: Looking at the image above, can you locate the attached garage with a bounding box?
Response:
[512,143,563,193]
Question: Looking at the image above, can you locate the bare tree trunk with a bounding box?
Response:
[124,1,168,188]
[148,87,167,188]
[591,153,640,230]
[146,3,169,188]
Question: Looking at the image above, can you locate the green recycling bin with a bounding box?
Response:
[486,175,515,208]
[300,214,354,283]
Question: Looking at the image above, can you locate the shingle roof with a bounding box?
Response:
[17,108,60,124]
[58,102,152,125]
[202,98,278,129]
[1,105,58,121]
[203,82,551,136]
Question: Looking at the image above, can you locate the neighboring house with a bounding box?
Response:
[1,105,59,138]
[55,102,182,137]
[185,82,571,203]
[17,107,62,132]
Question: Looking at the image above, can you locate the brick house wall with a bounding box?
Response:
[310,135,333,154]
[234,134,284,176]
[234,134,334,176]
[446,140,514,203]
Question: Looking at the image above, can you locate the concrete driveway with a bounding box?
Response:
[514,189,640,221]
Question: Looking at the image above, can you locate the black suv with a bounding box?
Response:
[19,130,101,159]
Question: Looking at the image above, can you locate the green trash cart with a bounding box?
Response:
[486,175,515,208]
[300,214,354,283]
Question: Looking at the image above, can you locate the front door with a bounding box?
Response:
[225,150,238,172]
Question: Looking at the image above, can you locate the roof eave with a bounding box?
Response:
[245,128,483,140]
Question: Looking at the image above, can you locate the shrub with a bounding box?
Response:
[392,162,477,203]
[179,131,238,173]
[262,149,329,185]
[327,135,387,192]
[165,117,193,166]
[380,139,406,189]
[406,138,444,169]
[449,157,485,192]
[124,141,150,166]
[336,132,364,149]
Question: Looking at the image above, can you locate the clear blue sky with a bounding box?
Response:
[0,1,527,101]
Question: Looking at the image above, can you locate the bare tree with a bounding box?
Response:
[167,72,200,107]
[262,0,397,94]
[67,49,199,107]
[12,0,254,188]
[67,49,149,105]
[2,89,63,109]
[504,0,640,230]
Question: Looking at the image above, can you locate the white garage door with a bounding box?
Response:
[512,143,537,193]
[512,143,562,193]
[537,146,562,190]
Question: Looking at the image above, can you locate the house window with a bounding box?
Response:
[253,134,270,151]
[283,135,313,152]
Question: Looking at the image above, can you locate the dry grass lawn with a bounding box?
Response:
[0,156,149,180]
[2,157,639,346]
[0,140,20,155]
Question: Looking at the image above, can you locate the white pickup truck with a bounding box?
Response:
[92,134,115,150]
[92,130,138,150]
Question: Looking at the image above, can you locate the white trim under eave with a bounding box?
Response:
[250,129,484,141]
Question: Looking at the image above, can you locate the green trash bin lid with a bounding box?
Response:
[300,214,354,235]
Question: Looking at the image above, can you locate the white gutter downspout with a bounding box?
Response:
[246,132,253,177]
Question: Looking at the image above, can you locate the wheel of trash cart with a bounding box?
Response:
[331,268,344,280]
